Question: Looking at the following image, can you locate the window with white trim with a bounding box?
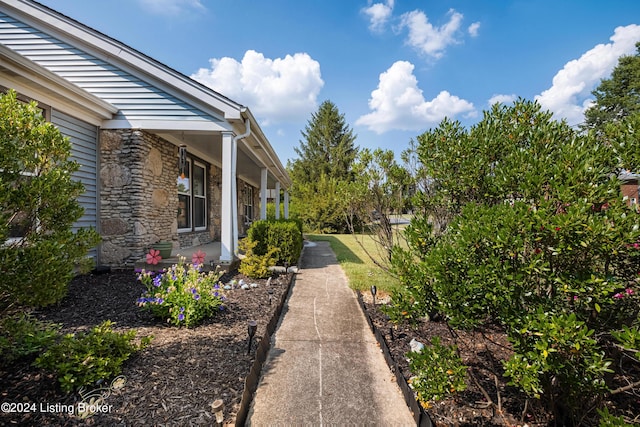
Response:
[177,158,207,232]
[244,186,253,224]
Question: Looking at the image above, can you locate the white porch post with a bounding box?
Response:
[275,182,281,220]
[220,132,235,263]
[231,138,238,254]
[284,190,289,219]
[260,168,268,220]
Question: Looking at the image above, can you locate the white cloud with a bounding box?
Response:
[488,94,517,107]
[536,24,640,125]
[356,60,475,133]
[191,50,324,125]
[362,0,395,32]
[136,0,204,16]
[399,8,464,58]
[468,22,481,37]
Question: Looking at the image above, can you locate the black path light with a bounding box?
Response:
[247,320,257,355]
[267,288,274,305]
[370,285,377,306]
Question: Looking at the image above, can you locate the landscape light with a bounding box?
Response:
[211,399,224,425]
[267,288,274,305]
[370,285,377,306]
[247,320,257,354]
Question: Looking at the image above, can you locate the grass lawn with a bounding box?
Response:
[306,233,400,294]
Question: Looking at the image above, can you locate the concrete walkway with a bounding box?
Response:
[247,241,415,426]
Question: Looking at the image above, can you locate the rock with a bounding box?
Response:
[100,164,131,188]
[241,284,250,290]
[101,218,128,236]
[146,147,163,176]
[100,241,131,264]
[152,189,169,208]
[250,283,258,288]
[409,338,425,353]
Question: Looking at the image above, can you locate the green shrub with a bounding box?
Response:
[35,321,151,392]
[239,238,278,279]
[407,337,467,407]
[0,90,100,308]
[246,219,303,266]
[137,259,225,327]
[0,313,60,365]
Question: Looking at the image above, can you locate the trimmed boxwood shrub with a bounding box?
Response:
[246,219,303,266]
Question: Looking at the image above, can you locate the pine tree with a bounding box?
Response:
[290,100,358,185]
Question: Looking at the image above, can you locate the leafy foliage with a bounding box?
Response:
[239,238,278,279]
[0,90,100,307]
[35,321,151,392]
[407,337,468,406]
[288,100,358,233]
[246,219,303,266]
[0,313,60,365]
[137,260,225,327]
[389,99,640,423]
[584,42,640,134]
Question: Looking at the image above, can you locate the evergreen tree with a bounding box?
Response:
[290,100,357,185]
[583,42,640,133]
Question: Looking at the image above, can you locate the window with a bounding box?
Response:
[244,186,253,224]
[177,158,207,232]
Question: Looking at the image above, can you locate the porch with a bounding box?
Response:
[134,241,239,273]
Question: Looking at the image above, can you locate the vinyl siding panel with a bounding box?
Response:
[0,11,218,123]
[51,109,98,260]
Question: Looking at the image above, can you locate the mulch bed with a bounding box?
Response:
[3,269,639,426]
[360,293,640,427]
[0,268,292,426]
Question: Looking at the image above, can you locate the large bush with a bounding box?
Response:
[390,100,640,423]
[0,90,100,307]
[246,219,303,266]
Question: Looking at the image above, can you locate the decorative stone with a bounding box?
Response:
[241,284,250,290]
[100,164,131,188]
[409,338,425,353]
[146,147,163,176]
[101,218,128,236]
[101,131,122,151]
[152,189,169,208]
[133,221,146,236]
[100,242,131,265]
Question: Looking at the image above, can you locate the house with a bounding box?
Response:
[620,171,640,208]
[0,0,291,267]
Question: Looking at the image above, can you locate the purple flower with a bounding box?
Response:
[153,276,162,287]
[194,294,200,300]
[178,313,185,321]
[191,288,197,294]
[180,307,185,312]
[157,298,164,304]
[214,283,220,290]
[214,291,219,297]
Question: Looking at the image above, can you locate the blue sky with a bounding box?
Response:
[37,0,640,164]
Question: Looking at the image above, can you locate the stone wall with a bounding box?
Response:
[99,129,256,266]
[99,129,178,266]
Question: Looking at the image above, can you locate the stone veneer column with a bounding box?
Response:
[99,129,178,266]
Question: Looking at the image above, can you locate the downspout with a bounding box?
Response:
[232,116,251,255]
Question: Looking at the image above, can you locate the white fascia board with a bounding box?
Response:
[0,45,117,125]
[101,119,232,133]
[239,109,292,188]
[4,0,244,121]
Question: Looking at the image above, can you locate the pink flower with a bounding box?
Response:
[625,288,634,295]
[146,249,162,265]
[192,250,206,265]
[613,292,624,299]
[573,296,579,301]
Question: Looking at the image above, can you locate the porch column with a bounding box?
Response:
[220,132,235,263]
[231,138,238,255]
[260,168,268,220]
[274,182,281,220]
[284,190,290,219]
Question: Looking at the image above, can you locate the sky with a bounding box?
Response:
[36,0,640,164]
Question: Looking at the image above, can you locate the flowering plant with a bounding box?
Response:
[137,258,224,327]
